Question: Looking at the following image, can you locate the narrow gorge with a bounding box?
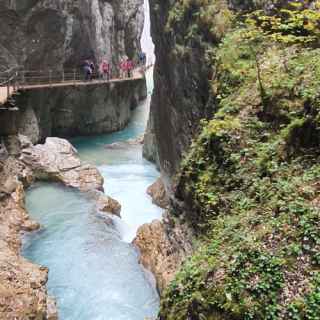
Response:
[1,0,320,320]
[0,0,162,319]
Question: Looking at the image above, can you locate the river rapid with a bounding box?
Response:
[22,1,161,319]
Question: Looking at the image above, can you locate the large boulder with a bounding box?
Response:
[20,137,104,192]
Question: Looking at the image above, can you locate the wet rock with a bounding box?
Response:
[147,177,169,209]
[133,213,194,293]
[105,135,144,150]
[0,176,19,195]
[20,137,104,192]
[143,109,160,168]
[89,190,122,217]
[20,220,41,232]
[0,179,53,320]
[47,296,58,320]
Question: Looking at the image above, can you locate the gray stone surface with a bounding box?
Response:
[0,0,144,72]
[20,137,104,191]
[146,0,213,191]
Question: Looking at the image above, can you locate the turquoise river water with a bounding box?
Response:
[22,9,163,312]
[22,68,162,320]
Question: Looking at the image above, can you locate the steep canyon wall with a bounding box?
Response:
[0,0,144,72]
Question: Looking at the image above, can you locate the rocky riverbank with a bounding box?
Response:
[0,135,120,319]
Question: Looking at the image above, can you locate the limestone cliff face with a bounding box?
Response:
[145,0,213,190]
[145,0,281,189]
[0,0,144,71]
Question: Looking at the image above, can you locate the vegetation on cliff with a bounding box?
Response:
[160,1,320,319]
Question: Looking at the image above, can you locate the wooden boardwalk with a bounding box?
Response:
[0,67,146,107]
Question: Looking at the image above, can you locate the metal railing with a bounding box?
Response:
[0,64,152,105]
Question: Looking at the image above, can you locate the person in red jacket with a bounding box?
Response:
[100,61,110,80]
[119,59,126,79]
[126,58,134,78]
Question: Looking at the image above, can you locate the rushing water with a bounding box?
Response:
[23,1,161,318]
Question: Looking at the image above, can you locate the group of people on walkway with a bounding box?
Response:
[82,52,147,81]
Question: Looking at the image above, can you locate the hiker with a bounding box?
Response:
[138,52,146,66]
[89,61,95,79]
[126,58,134,78]
[100,60,110,80]
[83,60,92,80]
[119,59,126,79]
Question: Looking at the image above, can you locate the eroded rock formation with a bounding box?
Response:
[147,177,168,209]
[133,212,193,293]
[20,137,104,191]
[0,153,56,319]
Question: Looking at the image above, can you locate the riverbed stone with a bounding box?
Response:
[97,195,122,217]
[89,190,122,217]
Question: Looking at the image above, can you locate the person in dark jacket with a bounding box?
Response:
[138,52,146,66]
[89,61,95,79]
[83,60,92,80]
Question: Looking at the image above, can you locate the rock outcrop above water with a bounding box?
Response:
[147,178,168,209]
[0,0,144,72]
[20,137,104,191]
[133,213,193,293]
[90,190,122,217]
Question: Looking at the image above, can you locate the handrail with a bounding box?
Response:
[0,65,147,105]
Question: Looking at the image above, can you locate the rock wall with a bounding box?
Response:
[0,0,144,72]
[144,0,213,190]
[14,79,147,143]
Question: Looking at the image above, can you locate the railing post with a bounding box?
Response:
[73,68,76,85]
[7,78,10,99]
[21,70,25,87]
[62,69,65,82]
[49,69,52,87]
[15,71,19,91]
